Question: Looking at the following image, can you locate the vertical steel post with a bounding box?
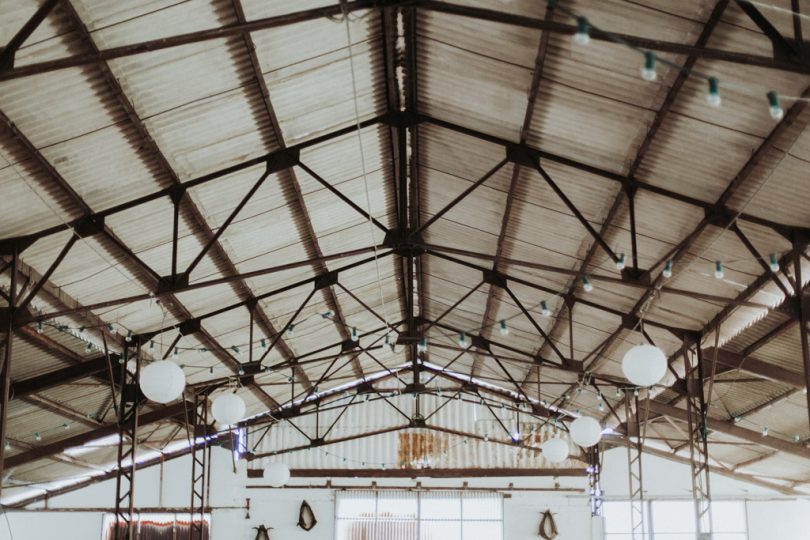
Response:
[685,343,713,539]
[625,389,646,539]
[794,237,810,430]
[0,246,18,498]
[587,445,603,517]
[189,391,210,540]
[114,342,141,540]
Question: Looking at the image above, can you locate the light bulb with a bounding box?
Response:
[149,340,155,351]
[458,332,468,348]
[260,339,267,349]
[769,253,779,272]
[499,319,509,336]
[762,426,769,437]
[287,324,295,336]
[78,326,86,336]
[125,330,133,343]
[4,439,9,451]
[616,253,626,270]
[36,321,43,333]
[351,327,359,342]
[573,16,590,45]
[663,260,673,279]
[172,347,179,360]
[321,310,333,319]
[714,261,724,279]
[417,336,428,353]
[582,275,593,292]
[34,432,41,442]
[706,77,721,107]
[767,91,784,120]
[85,342,93,352]
[541,301,551,317]
[232,346,240,355]
[640,51,656,81]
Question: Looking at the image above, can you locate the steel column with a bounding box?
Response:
[685,344,713,539]
[625,390,646,539]
[794,236,810,429]
[189,392,210,540]
[0,246,18,497]
[114,344,141,540]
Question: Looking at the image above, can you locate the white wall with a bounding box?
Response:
[0,447,807,539]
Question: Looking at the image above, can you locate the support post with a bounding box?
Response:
[189,392,210,540]
[795,236,810,430]
[0,246,18,497]
[114,344,141,540]
[625,390,646,539]
[685,344,713,539]
[587,446,603,517]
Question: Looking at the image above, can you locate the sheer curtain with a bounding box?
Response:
[335,490,502,540]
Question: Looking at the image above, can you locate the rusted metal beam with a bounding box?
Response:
[0,0,60,69]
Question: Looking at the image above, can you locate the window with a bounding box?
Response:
[604,500,747,539]
[335,490,503,540]
[103,513,209,540]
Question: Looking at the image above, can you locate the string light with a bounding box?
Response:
[541,301,551,317]
[458,331,468,348]
[767,91,784,120]
[714,261,725,279]
[125,330,133,343]
[34,432,41,442]
[149,340,155,351]
[322,310,333,319]
[3,439,9,451]
[231,346,240,355]
[707,77,721,107]
[351,327,359,342]
[769,253,779,272]
[582,275,593,292]
[287,324,295,337]
[417,336,428,353]
[172,347,179,360]
[107,323,114,332]
[761,426,769,437]
[616,253,626,270]
[663,260,673,279]
[640,52,656,81]
[573,16,590,45]
[78,326,86,337]
[36,321,43,333]
[260,339,267,349]
[499,320,509,336]
[85,342,93,353]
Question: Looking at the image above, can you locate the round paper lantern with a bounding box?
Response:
[264,462,290,487]
[622,344,667,387]
[570,416,602,448]
[211,392,246,426]
[139,360,186,403]
[541,437,569,464]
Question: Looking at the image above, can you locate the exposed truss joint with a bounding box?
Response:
[621,266,649,285]
[179,318,202,336]
[341,339,360,352]
[157,272,190,293]
[267,148,299,174]
[73,215,106,238]
[314,270,339,290]
[705,205,736,228]
[0,236,35,256]
[505,144,536,167]
[482,269,507,289]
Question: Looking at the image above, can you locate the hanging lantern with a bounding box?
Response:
[139,360,186,403]
[540,437,569,464]
[622,344,667,387]
[569,416,602,448]
[211,391,246,426]
[264,462,290,487]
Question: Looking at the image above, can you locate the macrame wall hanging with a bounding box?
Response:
[253,525,272,540]
[538,509,559,540]
[297,500,318,531]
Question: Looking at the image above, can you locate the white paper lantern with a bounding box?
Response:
[211,392,246,426]
[622,344,667,387]
[264,462,290,487]
[569,416,602,448]
[541,437,569,464]
[139,360,186,403]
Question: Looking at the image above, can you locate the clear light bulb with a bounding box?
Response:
[662,260,673,279]
[499,320,509,336]
[616,253,626,270]
[640,52,656,81]
[767,91,784,120]
[573,16,590,45]
[706,77,721,107]
[714,261,724,279]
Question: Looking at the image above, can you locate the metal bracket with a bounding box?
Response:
[482,269,507,289]
[506,144,536,167]
[73,216,106,238]
[157,272,189,293]
[621,267,650,285]
[178,318,201,336]
[267,148,299,174]
[314,271,338,290]
[383,110,420,128]
[0,236,35,256]
[341,339,360,353]
[705,205,736,228]
[470,333,490,351]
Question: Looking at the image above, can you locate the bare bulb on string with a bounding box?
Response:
[769,253,779,272]
[640,52,656,81]
[663,260,673,279]
[616,253,626,270]
[458,331,468,348]
[499,319,509,336]
[767,91,784,120]
[706,77,721,107]
[573,16,590,45]
[541,301,551,317]
[714,261,725,279]
[582,275,593,292]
